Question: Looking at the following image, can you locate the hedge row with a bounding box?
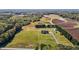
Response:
[35,24,55,28]
[55,25,79,45]
[0,23,22,47]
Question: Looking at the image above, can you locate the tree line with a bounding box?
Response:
[0,14,42,47]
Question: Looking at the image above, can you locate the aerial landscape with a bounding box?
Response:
[0,9,79,50]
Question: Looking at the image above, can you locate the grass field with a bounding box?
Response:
[5,14,75,49]
[6,22,58,49]
[52,28,74,47]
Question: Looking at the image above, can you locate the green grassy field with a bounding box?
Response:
[6,22,58,49]
[5,15,75,49]
[52,28,74,47]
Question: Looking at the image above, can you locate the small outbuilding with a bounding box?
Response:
[41,30,49,34]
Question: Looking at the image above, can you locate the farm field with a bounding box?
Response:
[0,9,79,50]
[5,14,75,50]
[43,15,74,46]
[6,22,58,50]
[52,28,74,47]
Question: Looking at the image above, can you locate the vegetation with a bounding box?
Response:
[0,10,79,50]
[0,14,41,47]
[56,12,79,21]
[6,22,58,49]
[55,25,79,45]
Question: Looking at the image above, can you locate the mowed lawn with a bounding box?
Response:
[6,23,58,49]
